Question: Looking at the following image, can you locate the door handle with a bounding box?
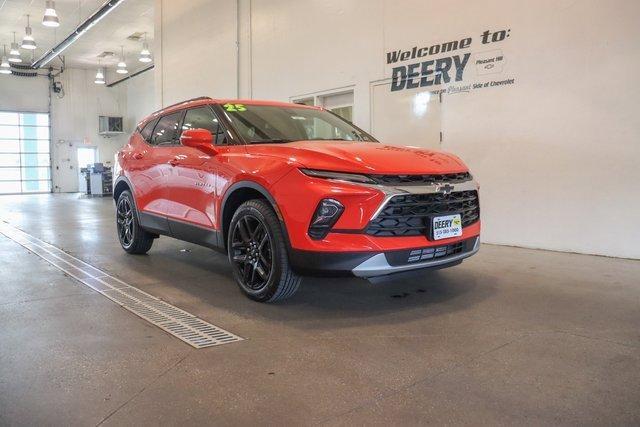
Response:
[133,152,144,160]
[169,158,180,167]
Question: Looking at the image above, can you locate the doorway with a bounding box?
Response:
[318,92,354,122]
[77,147,98,193]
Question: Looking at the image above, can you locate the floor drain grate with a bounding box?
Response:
[0,222,244,349]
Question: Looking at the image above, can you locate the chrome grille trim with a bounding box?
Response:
[367,179,479,221]
[367,172,472,186]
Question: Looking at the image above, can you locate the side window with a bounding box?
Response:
[182,107,226,145]
[139,119,157,142]
[151,112,183,146]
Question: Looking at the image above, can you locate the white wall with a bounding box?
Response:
[50,68,128,192]
[0,75,50,112]
[156,0,238,106]
[155,0,640,259]
[124,69,156,132]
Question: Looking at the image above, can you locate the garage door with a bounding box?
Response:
[0,111,51,194]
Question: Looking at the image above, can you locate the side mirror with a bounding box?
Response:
[180,128,218,156]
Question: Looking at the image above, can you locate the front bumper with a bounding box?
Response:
[273,167,480,253]
[289,236,479,278]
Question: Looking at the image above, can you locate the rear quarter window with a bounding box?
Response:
[139,119,156,142]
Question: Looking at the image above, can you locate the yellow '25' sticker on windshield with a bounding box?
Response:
[224,103,247,112]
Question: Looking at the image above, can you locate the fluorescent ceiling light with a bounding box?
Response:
[22,15,37,50]
[95,64,105,84]
[42,0,60,27]
[117,45,128,73]
[9,34,19,55]
[140,42,150,56]
[9,37,22,63]
[1,46,11,74]
[139,40,152,62]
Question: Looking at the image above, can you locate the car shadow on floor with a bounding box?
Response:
[112,241,496,330]
[262,269,494,327]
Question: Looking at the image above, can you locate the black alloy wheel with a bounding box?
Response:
[230,214,273,291]
[116,195,134,248]
[115,190,155,254]
[228,199,301,302]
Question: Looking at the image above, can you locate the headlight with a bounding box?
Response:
[300,168,376,184]
[308,198,344,240]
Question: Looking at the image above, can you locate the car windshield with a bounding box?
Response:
[219,104,376,144]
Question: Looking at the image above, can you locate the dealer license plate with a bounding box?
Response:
[432,214,462,241]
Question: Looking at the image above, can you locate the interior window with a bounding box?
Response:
[182,107,226,145]
[151,112,183,145]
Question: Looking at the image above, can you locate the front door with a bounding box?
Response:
[165,106,226,245]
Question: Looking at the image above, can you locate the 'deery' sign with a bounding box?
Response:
[387,29,511,92]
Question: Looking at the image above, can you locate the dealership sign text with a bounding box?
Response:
[387,29,511,92]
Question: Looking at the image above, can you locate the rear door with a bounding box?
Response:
[130,111,184,219]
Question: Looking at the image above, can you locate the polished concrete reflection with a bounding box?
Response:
[0,193,639,425]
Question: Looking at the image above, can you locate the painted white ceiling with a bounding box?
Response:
[0,0,154,71]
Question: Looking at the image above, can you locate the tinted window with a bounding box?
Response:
[151,112,183,145]
[182,107,226,145]
[221,105,375,144]
[139,119,156,141]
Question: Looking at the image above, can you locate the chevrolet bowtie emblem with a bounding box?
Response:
[436,184,454,195]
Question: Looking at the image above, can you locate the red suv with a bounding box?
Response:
[114,97,480,302]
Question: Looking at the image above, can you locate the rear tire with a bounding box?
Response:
[228,199,301,302]
[116,190,154,254]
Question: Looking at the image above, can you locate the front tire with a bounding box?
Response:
[116,190,154,254]
[228,199,301,302]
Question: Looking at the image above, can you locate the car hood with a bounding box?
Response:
[244,140,468,174]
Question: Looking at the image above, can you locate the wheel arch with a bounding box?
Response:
[113,175,134,202]
[221,181,289,251]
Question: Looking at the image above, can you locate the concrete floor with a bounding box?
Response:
[0,193,638,426]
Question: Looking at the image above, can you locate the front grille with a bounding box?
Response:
[366,190,480,237]
[368,172,471,186]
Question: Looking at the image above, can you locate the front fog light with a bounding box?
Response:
[308,198,344,240]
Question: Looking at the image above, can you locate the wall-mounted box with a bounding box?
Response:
[99,116,124,135]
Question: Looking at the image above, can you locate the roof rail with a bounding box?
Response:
[150,96,213,116]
